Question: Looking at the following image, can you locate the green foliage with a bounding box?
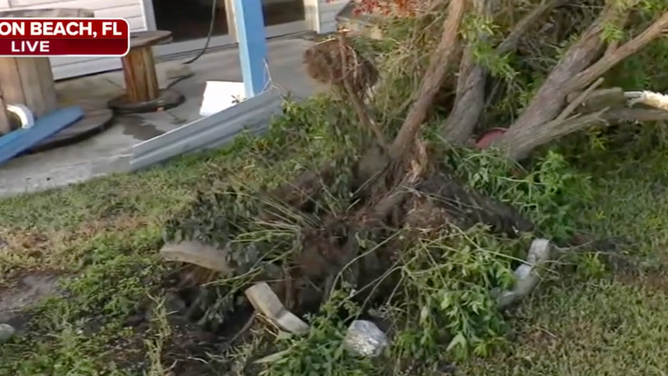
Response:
[448,148,592,241]
[462,12,517,81]
[392,228,524,362]
[162,94,359,249]
[260,289,379,376]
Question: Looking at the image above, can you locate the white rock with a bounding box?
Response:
[343,320,388,357]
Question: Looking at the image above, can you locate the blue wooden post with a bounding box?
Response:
[233,0,269,98]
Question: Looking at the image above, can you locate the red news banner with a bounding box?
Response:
[0,18,130,57]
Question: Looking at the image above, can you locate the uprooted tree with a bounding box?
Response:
[158,0,668,356]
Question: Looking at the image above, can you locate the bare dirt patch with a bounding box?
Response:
[0,271,63,328]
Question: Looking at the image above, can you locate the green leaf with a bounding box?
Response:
[446,332,467,352]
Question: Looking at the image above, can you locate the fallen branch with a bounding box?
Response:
[493,4,668,160]
[565,87,626,114]
[602,108,668,122]
[556,77,605,121]
[625,90,668,111]
[501,5,615,136]
[498,77,610,160]
[442,0,568,143]
[501,111,608,160]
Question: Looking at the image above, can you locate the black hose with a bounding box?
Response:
[164,0,218,89]
[183,0,218,65]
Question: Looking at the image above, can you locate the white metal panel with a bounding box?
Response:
[130,88,283,171]
[316,0,346,34]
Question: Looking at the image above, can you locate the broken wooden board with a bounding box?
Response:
[496,238,553,309]
[159,241,233,275]
[245,282,310,335]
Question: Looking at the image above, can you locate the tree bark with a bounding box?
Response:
[495,6,668,160]
[441,0,569,144]
[440,0,491,143]
[389,0,467,159]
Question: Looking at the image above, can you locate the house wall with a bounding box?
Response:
[0,0,343,81]
[315,0,347,34]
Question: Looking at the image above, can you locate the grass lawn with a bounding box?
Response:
[2,97,668,375]
[458,160,668,375]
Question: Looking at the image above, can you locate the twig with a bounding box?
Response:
[556,77,605,121]
[538,110,609,144]
[605,40,619,56]
[501,110,608,161]
[222,312,256,348]
[566,87,625,113]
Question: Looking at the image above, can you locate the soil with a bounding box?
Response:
[0,269,251,375]
[0,271,62,329]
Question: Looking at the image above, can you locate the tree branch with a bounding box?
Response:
[565,11,668,92]
[389,0,467,159]
[602,108,668,122]
[499,78,610,159]
[492,3,628,159]
[495,0,568,55]
[440,0,491,143]
[503,111,608,161]
[441,0,568,144]
[556,77,605,121]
